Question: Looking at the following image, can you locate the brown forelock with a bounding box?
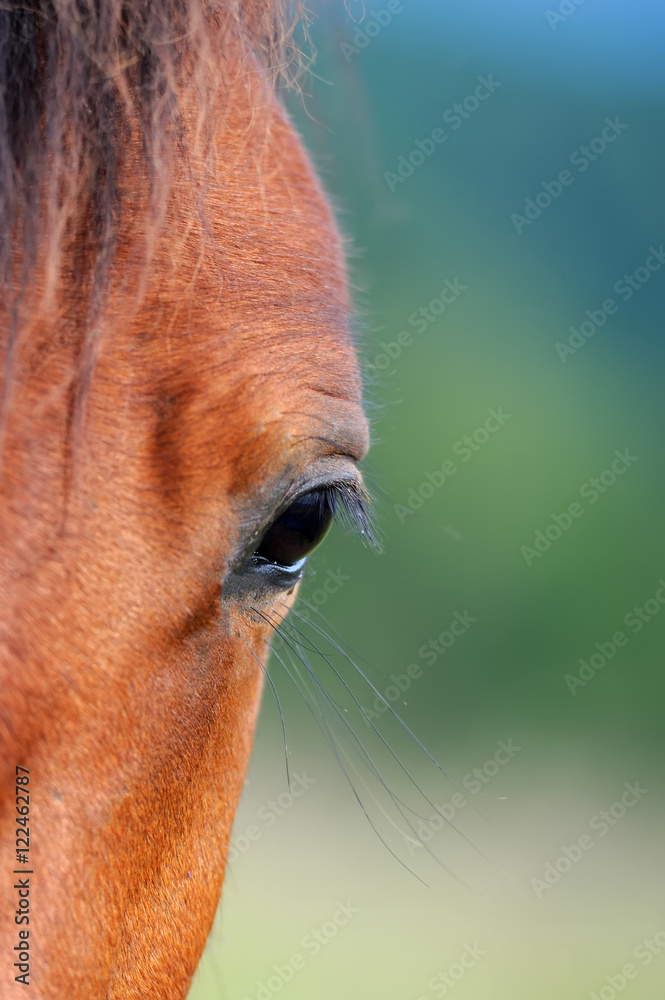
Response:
[0,0,302,318]
[0,4,368,999]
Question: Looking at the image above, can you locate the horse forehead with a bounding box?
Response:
[243,390,370,461]
[149,369,369,487]
[188,71,348,295]
[136,82,367,462]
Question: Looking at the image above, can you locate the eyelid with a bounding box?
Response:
[317,479,375,545]
[277,461,365,512]
[230,460,372,577]
[271,478,373,544]
[243,482,371,587]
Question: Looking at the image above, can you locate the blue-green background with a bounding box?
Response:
[191,2,665,997]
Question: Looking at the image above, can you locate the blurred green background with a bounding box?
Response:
[191,1,665,997]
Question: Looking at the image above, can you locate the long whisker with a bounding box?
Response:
[296,597,386,683]
[325,711,478,890]
[265,632,430,886]
[267,609,495,872]
[259,610,492,885]
[268,613,436,825]
[257,607,421,813]
[286,603,491,827]
[275,611,445,805]
[236,630,292,792]
[285,602,456,782]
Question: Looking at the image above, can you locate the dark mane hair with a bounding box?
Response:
[0,0,306,441]
[0,0,301,309]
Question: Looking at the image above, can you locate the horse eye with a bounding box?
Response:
[252,490,335,569]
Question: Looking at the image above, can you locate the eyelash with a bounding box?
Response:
[315,481,374,542]
[247,481,375,582]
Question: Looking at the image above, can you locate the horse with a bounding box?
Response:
[0,2,370,995]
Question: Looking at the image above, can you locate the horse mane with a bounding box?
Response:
[0,0,303,312]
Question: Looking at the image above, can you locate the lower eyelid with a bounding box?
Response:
[281,557,306,574]
[249,559,305,592]
[250,555,306,574]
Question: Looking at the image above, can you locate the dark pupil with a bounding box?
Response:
[254,491,334,567]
